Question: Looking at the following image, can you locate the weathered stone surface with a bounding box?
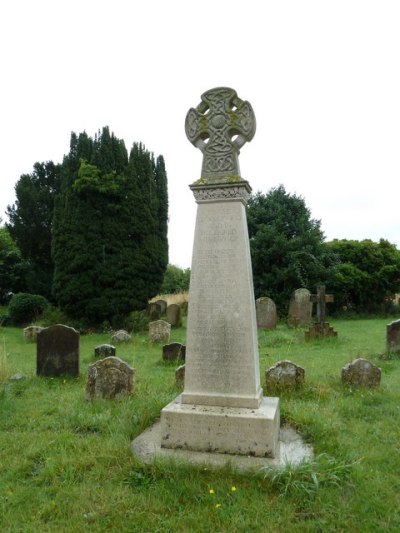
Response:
[9,373,26,381]
[175,364,185,387]
[305,322,337,340]
[154,299,167,315]
[86,356,135,400]
[341,358,381,388]
[287,288,312,327]
[162,343,186,361]
[265,360,305,391]
[37,324,79,377]
[23,325,44,342]
[148,320,171,343]
[146,303,162,320]
[111,330,131,343]
[386,319,400,353]
[166,304,182,327]
[94,344,116,359]
[256,297,277,330]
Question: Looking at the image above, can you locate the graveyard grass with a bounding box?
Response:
[1,318,399,532]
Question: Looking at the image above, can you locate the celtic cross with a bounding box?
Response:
[185,87,256,181]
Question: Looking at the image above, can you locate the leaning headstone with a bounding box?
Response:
[156,87,280,458]
[162,343,186,361]
[175,364,185,387]
[386,319,400,353]
[287,288,312,327]
[166,304,182,327]
[86,356,135,400]
[265,360,305,392]
[341,358,381,388]
[155,299,167,315]
[146,302,162,320]
[95,344,116,359]
[37,324,79,377]
[256,297,277,330]
[149,320,171,343]
[111,330,131,343]
[23,325,44,342]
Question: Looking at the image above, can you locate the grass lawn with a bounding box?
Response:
[0,318,399,532]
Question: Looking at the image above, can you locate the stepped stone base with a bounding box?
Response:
[159,395,279,458]
[305,322,337,340]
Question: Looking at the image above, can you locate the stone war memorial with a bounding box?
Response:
[130,87,314,470]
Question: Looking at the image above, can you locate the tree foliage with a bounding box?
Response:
[247,185,335,313]
[324,239,400,313]
[161,264,191,294]
[0,223,28,303]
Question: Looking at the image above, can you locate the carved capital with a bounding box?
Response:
[190,181,252,204]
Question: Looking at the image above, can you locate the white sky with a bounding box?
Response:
[1,0,399,268]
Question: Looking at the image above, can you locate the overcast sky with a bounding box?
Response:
[1,0,399,268]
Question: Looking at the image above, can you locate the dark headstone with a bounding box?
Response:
[265,360,305,391]
[162,343,186,361]
[341,358,381,388]
[86,356,135,400]
[154,299,167,315]
[256,297,277,330]
[166,304,182,326]
[287,288,312,327]
[95,344,116,359]
[37,324,79,377]
[386,319,400,353]
[175,364,185,387]
[146,302,162,320]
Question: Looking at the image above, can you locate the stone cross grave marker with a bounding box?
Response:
[159,87,280,459]
[305,285,337,339]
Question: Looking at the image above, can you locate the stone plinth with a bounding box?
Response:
[305,322,337,339]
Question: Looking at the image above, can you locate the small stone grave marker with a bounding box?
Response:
[111,330,131,343]
[341,358,381,388]
[86,356,135,400]
[386,319,400,353]
[166,304,182,327]
[23,325,44,342]
[155,299,167,315]
[37,324,79,377]
[95,344,116,359]
[149,320,171,343]
[162,343,186,361]
[287,288,312,327]
[265,360,305,391]
[175,364,185,387]
[256,297,277,330]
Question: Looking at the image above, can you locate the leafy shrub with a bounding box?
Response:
[128,310,150,332]
[35,305,68,327]
[8,293,49,325]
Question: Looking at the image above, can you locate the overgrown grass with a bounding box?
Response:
[0,318,399,531]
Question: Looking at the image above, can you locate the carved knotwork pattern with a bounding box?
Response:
[185,87,256,180]
[191,186,251,203]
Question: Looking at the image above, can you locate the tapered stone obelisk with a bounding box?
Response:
[160,87,280,457]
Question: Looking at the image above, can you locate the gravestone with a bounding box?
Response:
[341,358,381,388]
[155,299,168,315]
[175,364,185,387]
[149,320,171,343]
[166,304,182,327]
[305,285,337,339]
[86,356,135,400]
[287,288,312,327]
[94,344,116,359]
[162,343,186,361]
[256,297,277,330]
[37,324,79,377]
[158,87,280,458]
[386,319,400,352]
[23,325,44,342]
[111,330,131,343]
[265,360,305,392]
[146,302,162,320]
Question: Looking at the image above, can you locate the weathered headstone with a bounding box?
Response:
[149,320,171,343]
[265,360,305,391]
[166,304,182,327]
[305,285,337,339]
[86,356,135,400]
[386,319,400,353]
[94,344,116,359]
[162,343,186,361]
[175,364,185,387]
[155,299,168,315]
[158,87,280,458]
[256,297,277,330]
[341,358,381,388]
[146,302,162,320]
[111,330,131,343]
[23,325,44,342]
[37,324,79,377]
[287,288,312,327]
